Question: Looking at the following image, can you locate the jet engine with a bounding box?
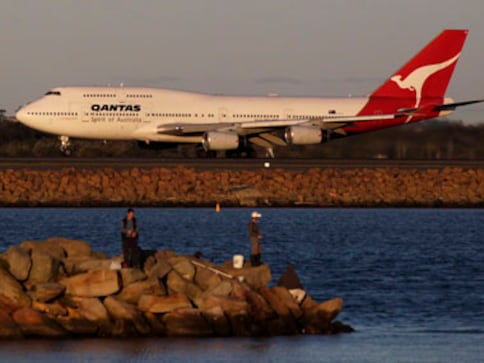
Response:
[284,126,322,145]
[202,131,240,151]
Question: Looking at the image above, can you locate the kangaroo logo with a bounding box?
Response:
[391,53,461,110]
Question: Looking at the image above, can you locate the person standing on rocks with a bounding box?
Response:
[248,211,263,266]
[121,208,140,268]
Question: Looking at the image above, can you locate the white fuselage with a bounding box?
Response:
[16,86,369,143]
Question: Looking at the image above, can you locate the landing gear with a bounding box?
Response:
[224,138,258,158]
[195,146,217,158]
[225,146,257,158]
[59,136,72,156]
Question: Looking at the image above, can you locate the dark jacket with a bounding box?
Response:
[248,219,261,255]
[121,217,138,238]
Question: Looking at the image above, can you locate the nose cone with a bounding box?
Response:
[15,104,37,129]
[15,106,28,122]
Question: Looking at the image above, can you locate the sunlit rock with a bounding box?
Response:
[138,294,192,313]
[117,278,165,304]
[104,296,150,336]
[166,270,203,300]
[0,266,31,311]
[26,249,61,286]
[2,246,31,281]
[163,308,212,337]
[12,307,67,337]
[60,270,120,297]
[29,282,65,302]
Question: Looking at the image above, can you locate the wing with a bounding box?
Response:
[149,113,400,136]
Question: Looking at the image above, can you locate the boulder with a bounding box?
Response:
[198,295,248,317]
[0,267,31,311]
[300,295,319,311]
[201,305,230,336]
[60,270,120,297]
[303,297,344,334]
[244,288,275,322]
[74,297,111,326]
[104,296,150,336]
[29,282,65,302]
[56,312,99,336]
[117,279,166,304]
[147,259,172,280]
[166,270,203,300]
[63,256,91,275]
[20,240,65,260]
[230,279,250,300]
[45,237,92,257]
[259,286,298,335]
[75,259,116,272]
[3,246,31,281]
[12,307,68,337]
[258,286,290,317]
[163,308,212,337]
[0,310,23,338]
[271,286,303,319]
[154,250,177,262]
[111,318,137,337]
[31,300,67,317]
[194,263,222,291]
[138,294,192,313]
[220,264,272,289]
[318,297,344,322]
[170,257,196,281]
[143,312,165,336]
[227,311,251,337]
[120,268,146,286]
[27,249,61,285]
[202,280,232,298]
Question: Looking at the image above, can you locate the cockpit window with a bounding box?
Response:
[45,91,61,96]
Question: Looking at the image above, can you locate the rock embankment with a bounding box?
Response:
[0,238,352,338]
[0,166,483,207]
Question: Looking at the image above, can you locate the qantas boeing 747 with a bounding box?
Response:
[15,29,483,157]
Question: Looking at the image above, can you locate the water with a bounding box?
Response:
[0,208,483,362]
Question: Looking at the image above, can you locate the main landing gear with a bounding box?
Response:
[59,135,72,156]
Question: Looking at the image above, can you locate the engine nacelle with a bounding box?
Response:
[284,126,322,145]
[202,131,239,151]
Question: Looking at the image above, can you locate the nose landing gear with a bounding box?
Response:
[59,136,72,156]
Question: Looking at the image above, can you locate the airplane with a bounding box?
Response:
[15,29,483,157]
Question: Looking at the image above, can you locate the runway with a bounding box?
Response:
[0,158,483,170]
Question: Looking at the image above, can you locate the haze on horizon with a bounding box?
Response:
[1,0,483,123]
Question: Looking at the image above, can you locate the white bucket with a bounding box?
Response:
[233,254,244,269]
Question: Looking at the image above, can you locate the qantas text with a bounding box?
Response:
[91,104,141,112]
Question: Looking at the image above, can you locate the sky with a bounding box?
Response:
[1,0,483,123]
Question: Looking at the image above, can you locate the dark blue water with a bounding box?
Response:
[0,208,483,362]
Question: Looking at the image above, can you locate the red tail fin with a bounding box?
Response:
[370,29,468,100]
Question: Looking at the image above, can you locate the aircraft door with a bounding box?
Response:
[218,107,229,122]
[283,108,294,120]
[71,103,89,122]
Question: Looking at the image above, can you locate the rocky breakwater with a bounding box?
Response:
[0,237,352,338]
[0,166,483,207]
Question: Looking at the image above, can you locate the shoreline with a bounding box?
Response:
[0,166,483,208]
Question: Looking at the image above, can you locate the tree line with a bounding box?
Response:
[0,117,483,159]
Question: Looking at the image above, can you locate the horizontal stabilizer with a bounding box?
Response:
[398,99,484,116]
[433,99,484,111]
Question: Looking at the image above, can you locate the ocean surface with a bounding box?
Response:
[0,208,483,362]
